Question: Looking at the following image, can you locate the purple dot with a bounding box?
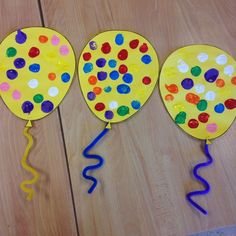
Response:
[87,91,96,101]
[105,110,114,120]
[89,41,97,50]
[15,30,27,44]
[181,78,194,90]
[22,101,34,113]
[14,58,25,69]
[41,100,54,113]
[96,58,106,68]
[7,69,18,80]
[204,68,219,83]
[97,71,107,81]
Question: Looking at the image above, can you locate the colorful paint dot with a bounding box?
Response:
[205,91,216,101]
[108,59,117,68]
[0,82,10,91]
[51,35,60,45]
[165,94,174,101]
[186,93,200,105]
[188,119,199,128]
[28,79,38,88]
[224,65,234,76]
[197,53,208,62]
[48,73,56,80]
[165,84,178,93]
[96,58,106,68]
[7,69,18,80]
[39,35,48,43]
[29,63,40,73]
[89,41,97,50]
[104,86,112,93]
[41,100,54,113]
[83,52,91,61]
[198,113,209,123]
[115,34,124,45]
[215,78,225,88]
[33,94,44,103]
[195,84,205,94]
[22,101,34,113]
[12,90,21,100]
[87,91,96,101]
[15,30,27,44]
[175,112,186,124]
[97,71,107,81]
[224,99,236,110]
[88,76,97,85]
[231,76,236,85]
[206,123,217,133]
[204,68,219,83]
[131,100,141,110]
[117,84,131,94]
[181,78,194,90]
[141,55,152,64]
[119,64,128,74]
[93,87,102,95]
[28,47,40,58]
[95,102,105,111]
[14,58,26,69]
[122,73,133,83]
[60,45,69,56]
[61,72,71,83]
[216,54,227,65]
[48,87,59,97]
[118,49,128,60]
[101,42,111,54]
[139,43,148,53]
[83,63,93,73]
[191,66,201,76]
[105,110,114,120]
[6,47,17,57]
[178,60,189,73]
[142,76,151,85]
[117,106,129,116]
[197,99,207,111]
[109,101,118,109]
[129,39,139,49]
[109,71,119,80]
[214,103,225,113]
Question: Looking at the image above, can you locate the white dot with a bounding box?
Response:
[177,59,189,73]
[195,84,205,94]
[109,101,118,109]
[48,87,59,97]
[197,53,208,62]
[205,91,216,101]
[224,65,234,76]
[215,54,227,65]
[28,79,38,88]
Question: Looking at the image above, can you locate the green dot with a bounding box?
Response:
[117,106,129,116]
[191,66,201,76]
[33,94,44,103]
[6,47,17,57]
[197,99,207,111]
[175,112,186,124]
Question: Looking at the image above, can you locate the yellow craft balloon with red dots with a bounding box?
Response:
[160,45,236,140]
[0,27,75,122]
[78,31,159,124]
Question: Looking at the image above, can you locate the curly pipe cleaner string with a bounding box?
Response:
[82,123,111,194]
[186,140,213,215]
[20,121,40,201]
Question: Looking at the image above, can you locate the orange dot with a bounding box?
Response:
[216,79,225,87]
[165,84,178,93]
[88,76,97,85]
[39,35,48,43]
[93,87,102,95]
[231,76,236,85]
[48,73,56,80]
[186,93,200,105]
[165,94,174,101]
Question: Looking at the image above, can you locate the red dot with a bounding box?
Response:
[139,43,148,53]
[95,102,105,111]
[129,39,139,49]
[119,64,128,74]
[188,119,199,128]
[28,47,40,58]
[118,49,128,60]
[224,98,236,110]
[142,76,151,85]
[101,42,111,54]
[83,52,91,61]
[39,35,48,43]
[198,113,209,123]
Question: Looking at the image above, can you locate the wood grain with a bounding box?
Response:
[0,1,78,235]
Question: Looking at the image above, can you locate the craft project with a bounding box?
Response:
[0,27,75,200]
[78,30,159,193]
[160,45,236,215]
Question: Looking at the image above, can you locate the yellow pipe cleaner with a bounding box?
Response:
[20,121,40,201]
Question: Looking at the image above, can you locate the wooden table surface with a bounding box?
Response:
[0,0,235,235]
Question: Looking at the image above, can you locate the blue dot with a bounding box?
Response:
[214,103,225,113]
[61,72,70,83]
[29,63,40,72]
[117,84,131,94]
[109,71,119,80]
[131,100,141,110]
[97,71,107,81]
[122,73,133,83]
[115,34,124,45]
[83,63,93,73]
[96,58,106,68]
[141,55,152,64]
[104,86,112,93]
[87,91,96,101]
[108,59,117,68]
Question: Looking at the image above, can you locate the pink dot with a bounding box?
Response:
[12,90,21,100]
[0,82,10,91]
[59,45,69,55]
[51,35,60,46]
[206,123,217,133]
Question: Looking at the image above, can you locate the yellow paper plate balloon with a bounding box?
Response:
[78,30,159,124]
[160,45,236,140]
